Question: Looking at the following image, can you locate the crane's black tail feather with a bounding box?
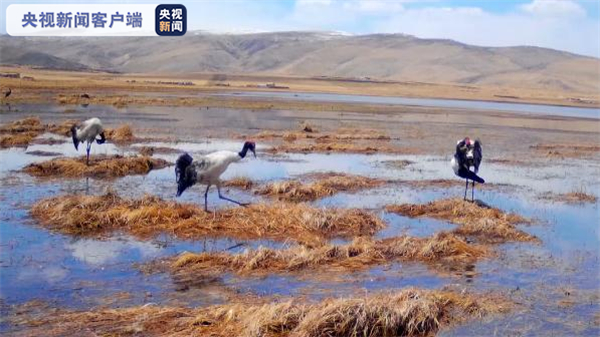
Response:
[176,153,195,196]
[70,125,79,151]
[464,170,485,184]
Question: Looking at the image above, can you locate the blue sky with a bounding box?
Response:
[2,0,599,57]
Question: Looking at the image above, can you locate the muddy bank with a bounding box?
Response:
[386,198,536,243]
[22,155,170,178]
[6,288,510,337]
[30,193,384,242]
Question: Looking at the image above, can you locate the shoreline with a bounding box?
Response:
[1,65,598,110]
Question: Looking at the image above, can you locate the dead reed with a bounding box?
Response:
[386,198,536,243]
[30,193,385,242]
[106,124,134,142]
[171,231,487,276]
[222,177,255,190]
[268,141,415,154]
[539,191,598,204]
[23,155,170,178]
[0,117,45,148]
[0,132,37,148]
[8,288,510,337]
[256,173,384,202]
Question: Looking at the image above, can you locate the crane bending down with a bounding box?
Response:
[71,117,106,165]
[451,137,484,201]
[175,141,256,211]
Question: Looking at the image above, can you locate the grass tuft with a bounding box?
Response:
[171,231,487,276]
[30,193,385,242]
[23,155,170,178]
[8,288,510,337]
[256,173,384,202]
[386,198,536,243]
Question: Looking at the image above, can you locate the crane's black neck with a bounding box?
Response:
[239,143,251,158]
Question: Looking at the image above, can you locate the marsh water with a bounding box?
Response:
[1,103,599,336]
[215,91,600,120]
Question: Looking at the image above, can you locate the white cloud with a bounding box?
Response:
[372,4,599,57]
[68,237,161,266]
[521,0,586,18]
[344,0,405,13]
[286,0,599,57]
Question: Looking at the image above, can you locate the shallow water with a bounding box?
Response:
[214,91,600,119]
[1,133,599,336]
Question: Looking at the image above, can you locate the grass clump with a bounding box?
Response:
[172,231,487,276]
[540,191,597,204]
[257,173,384,202]
[386,198,536,243]
[30,193,384,242]
[8,288,510,337]
[222,177,254,190]
[106,124,134,142]
[0,132,37,148]
[23,155,170,178]
[268,141,415,154]
[0,117,45,148]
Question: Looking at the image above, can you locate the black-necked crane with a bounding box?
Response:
[3,88,11,99]
[451,137,484,201]
[71,117,106,165]
[175,141,256,212]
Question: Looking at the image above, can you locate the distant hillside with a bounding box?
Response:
[1,32,598,93]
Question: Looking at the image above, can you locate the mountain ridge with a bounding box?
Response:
[1,31,598,93]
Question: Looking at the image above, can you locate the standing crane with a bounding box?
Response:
[175,141,256,211]
[71,117,106,165]
[451,137,484,201]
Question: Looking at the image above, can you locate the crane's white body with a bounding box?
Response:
[451,156,460,175]
[193,151,242,186]
[176,141,255,211]
[74,118,104,143]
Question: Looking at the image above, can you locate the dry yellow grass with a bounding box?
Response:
[45,119,77,136]
[0,132,37,148]
[7,288,510,337]
[172,232,487,276]
[0,117,139,148]
[256,173,384,202]
[46,120,135,142]
[106,124,134,142]
[0,117,46,148]
[268,140,417,154]
[251,128,391,142]
[222,177,254,190]
[386,198,536,243]
[23,155,170,178]
[30,193,385,242]
[531,143,600,158]
[540,191,598,204]
[0,117,45,133]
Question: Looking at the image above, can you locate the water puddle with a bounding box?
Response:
[1,135,599,336]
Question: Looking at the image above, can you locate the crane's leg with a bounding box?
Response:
[471,181,475,202]
[86,142,92,165]
[217,184,249,208]
[464,179,468,201]
[204,184,211,212]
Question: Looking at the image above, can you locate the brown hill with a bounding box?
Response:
[1,32,598,93]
